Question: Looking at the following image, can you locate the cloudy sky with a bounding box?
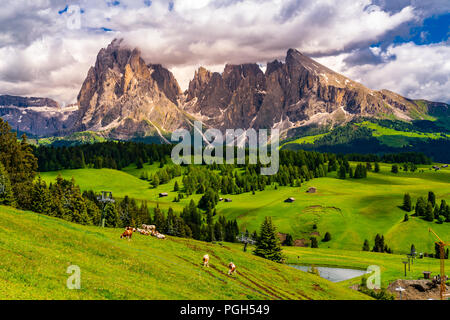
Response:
[0,0,449,105]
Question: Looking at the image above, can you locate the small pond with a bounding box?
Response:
[290,265,369,282]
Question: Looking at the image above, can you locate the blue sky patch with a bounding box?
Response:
[394,13,450,45]
[107,1,121,7]
[58,5,68,15]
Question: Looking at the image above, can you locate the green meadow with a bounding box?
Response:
[40,162,450,255]
[0,205,367,300]
[281,119,449,149]
[354,121,445,147]
[281,133,329,147]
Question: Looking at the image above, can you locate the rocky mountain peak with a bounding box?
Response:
[73,39,189,140]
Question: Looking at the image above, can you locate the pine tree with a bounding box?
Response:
[415,197,426,216]
[174,181,179,192]
[104,203,119,227]
[310,237,319,248]
[283,234,294,246]
[362,239,370,251]
[374,162,380,173]
[338,166,346,179]
[391,164,399,174]
[0,120,37,210]
[427,191,436,208]
[31,176,51,214]
[348,167,354,178]
[434,206,440,220]
[0,162,14,206]
[323,232,331,242]
[198,188,219,212]
[425,201,434,221]
[152,174,160,188]
[254,217,283,263]
[402,193,412,212]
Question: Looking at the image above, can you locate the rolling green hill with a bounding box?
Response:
[0,205,368,300]
[39,162,450,255]
[281,119,450,162]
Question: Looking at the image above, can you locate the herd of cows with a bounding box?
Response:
[120,224,166,240]
[120,225,237,275]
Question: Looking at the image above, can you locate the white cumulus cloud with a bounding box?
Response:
[0,0,447,105]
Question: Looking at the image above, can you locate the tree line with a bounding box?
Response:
[0,119,241,243]
[34,141,172,171]
[402,191,450,223]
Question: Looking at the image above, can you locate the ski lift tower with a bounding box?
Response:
[97,191,115,227]
[429,228,449,300]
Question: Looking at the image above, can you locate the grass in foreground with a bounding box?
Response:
[0,205,368,300]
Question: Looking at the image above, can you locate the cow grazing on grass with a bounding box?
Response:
[121,227,136,240]
[155,232,166,239]
[142,224,156,232]
[228,262,236,275]
[137,228,150,236]
[203,254,210,267]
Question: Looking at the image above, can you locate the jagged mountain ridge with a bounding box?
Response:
[0,95,78,137]
[0,39,448,140]
[184,48,422,137]
[74,39,190,141]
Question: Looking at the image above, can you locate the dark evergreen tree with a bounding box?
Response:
[283,234,294,246]
[363,239,370,251]
[310,237,319,248]
[338,166,346,179]
[0,162,14,206]
[424,201,434,221]
[402,193,412,212]
[198,188,219,212]
[427,191,436,208]
[414,197,426,217]
[254,217,283,263]
[391,164,399,173]
[374,162,380,173]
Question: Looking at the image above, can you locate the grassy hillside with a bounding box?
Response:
[283,120,449,150]
[40,163,450,255]
[32,131,107,147]
[0,205,368,300]
[39,167,192,211]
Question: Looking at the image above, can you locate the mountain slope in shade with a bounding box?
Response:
[0,95,78,137]
[0,39,448,140]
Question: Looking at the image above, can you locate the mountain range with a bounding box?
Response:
[1,38,448,143]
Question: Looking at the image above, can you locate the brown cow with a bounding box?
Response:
[228,262,236,275]
[120,227,136,240]
[203,254,210,267]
